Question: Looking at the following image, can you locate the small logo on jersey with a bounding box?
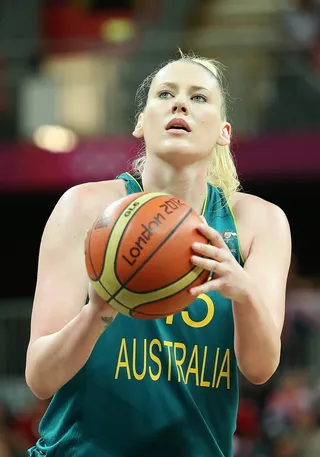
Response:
[221,230,238,256]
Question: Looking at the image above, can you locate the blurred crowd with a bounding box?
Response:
[282,0,320,67]
[234,371,320,457]
[265,0,320,132]
[0,398,49,457]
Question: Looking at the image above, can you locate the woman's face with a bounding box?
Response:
[133,60,231,167]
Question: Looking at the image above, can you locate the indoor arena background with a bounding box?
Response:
[0,1,320,456]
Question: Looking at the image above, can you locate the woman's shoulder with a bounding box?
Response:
[228,191,290,261]
[47,179,128,234]
[230,191,288,222]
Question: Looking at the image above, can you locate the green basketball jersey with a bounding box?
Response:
[28,172,244,457]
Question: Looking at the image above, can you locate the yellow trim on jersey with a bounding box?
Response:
[201,192,208,216]
[125,172,143,191]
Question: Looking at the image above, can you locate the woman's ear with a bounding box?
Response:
[133,113,144,138]
[217,123,231,146]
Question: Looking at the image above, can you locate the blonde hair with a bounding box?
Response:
[130,50,240,197]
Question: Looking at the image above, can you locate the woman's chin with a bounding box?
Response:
[156,146,208,167]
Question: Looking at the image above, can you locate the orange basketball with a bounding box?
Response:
[85,192,210,319]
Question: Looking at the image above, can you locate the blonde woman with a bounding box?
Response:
[26,52,291,457]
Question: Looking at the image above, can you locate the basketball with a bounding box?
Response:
[85,192,210,319]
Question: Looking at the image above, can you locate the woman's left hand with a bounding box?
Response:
[190,217,251,302]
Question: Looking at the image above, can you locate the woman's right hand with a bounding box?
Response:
[88,282,118,328]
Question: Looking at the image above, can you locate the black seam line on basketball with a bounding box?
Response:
[113,194,180,285]
[105,265,206,315]
[129,270,208,317]
[126,265,205,314]
[107,208,193,305]
[98,260,206,314]
[101,255,207,314]
[94,194,167,299]
[123,236,211,294]
[124,260,206,294]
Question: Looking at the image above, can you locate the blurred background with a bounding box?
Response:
[0,0,320,456]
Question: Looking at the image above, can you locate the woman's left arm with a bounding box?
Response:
[190,203,291,385]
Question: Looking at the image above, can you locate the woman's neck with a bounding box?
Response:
[141,157,208,214]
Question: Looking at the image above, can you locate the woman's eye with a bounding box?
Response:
[158,91,207,102]
[192,94,207,103]
[159,91,173,99]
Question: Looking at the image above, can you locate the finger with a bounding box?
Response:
[192,242,227,262]
[190,278,224,296]
[199,215,207,225]
[198,224,227,249]
[191,255,224,275]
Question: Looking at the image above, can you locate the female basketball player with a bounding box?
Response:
[26,51,291,457]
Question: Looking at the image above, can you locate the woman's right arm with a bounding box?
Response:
[25,184,119,400]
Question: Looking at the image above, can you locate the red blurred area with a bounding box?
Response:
[1,132,320,192]
[42,3,137,53]
[43,3,133,40]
